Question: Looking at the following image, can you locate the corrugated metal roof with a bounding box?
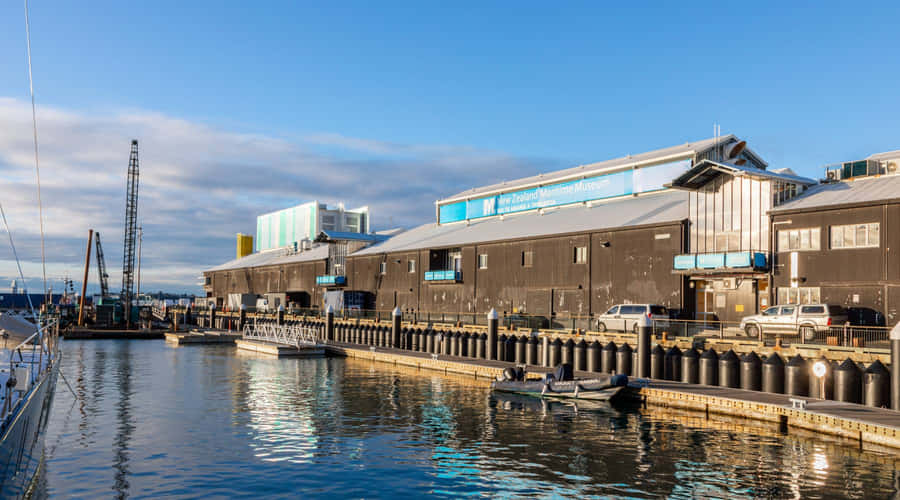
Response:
[440,135,762,203]
[770,175,900,213]
[866,150,900,161]
[669,160,816,190]
[206,244,330,272]
[314,231,383,242]
[354,190,688,256]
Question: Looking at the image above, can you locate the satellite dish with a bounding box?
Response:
[723,140,747,160]
[886,161,898,174]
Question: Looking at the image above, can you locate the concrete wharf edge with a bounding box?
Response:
[325,342,900,451]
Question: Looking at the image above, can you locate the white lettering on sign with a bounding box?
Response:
[654,233,671,240]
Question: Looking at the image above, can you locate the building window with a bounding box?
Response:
[478,254,488,269]
[777,227,821,251]
[380,262,386,275]
[344,214,359,232]
[574,246,587,264]
[831,223,879,249]
[777,287,821,305]
[322,214,336,231]
[408,259,415,273]
[522,250,533,268]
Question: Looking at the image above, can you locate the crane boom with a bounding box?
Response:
[95,231,110,298]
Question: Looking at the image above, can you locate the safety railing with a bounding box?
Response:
[242,321,322,348]
[2,316,60,427]
[651,318,893,348]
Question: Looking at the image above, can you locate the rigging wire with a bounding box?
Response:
[0,201,37,317]
[24,0,49,301]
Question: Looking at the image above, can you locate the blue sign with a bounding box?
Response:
[438,159,691,224]
[316,275,346,286]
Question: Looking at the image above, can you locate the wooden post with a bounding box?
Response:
[77,229,93,326]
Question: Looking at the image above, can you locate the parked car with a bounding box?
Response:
[739,304,848,339]
[595,304,669,333]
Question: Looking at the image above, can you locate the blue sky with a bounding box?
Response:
[0,1,898,293]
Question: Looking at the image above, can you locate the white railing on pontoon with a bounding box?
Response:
[1,316,60,424]
[242,321,322,347]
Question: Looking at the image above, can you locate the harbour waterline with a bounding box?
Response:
[33,340,900,498]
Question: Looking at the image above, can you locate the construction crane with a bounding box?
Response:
[121,140,140,329]
[95,231,110,298]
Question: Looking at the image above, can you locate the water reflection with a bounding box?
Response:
[238,354,319,463]
[34,341,900,498]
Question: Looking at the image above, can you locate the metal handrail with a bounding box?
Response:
[2,316,60,424]
[242,321,321,348]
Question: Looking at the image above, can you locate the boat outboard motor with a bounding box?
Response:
[553,363,574,382]
[502,367,518,381]
[514,366,526,381]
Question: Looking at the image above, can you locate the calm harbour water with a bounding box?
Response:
[31,340,900,499]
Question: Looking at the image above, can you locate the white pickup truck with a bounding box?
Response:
[740,304,848,339]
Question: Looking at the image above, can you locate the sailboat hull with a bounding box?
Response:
[0,361,59,499]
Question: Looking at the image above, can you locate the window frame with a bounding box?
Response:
[379,261,386,275]
[777,227,821,252]
[522,250,533,268]
[407,259,415,273]
[573,246,587,264]
[830,222,880,249]
[477,253,488,270]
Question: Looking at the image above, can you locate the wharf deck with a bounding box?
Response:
[235,338,325,357]
[165,330,242,345]
[327,343,900,450]
[64,328,165,340]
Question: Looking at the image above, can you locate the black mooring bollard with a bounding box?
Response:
[239,304,247,333]
[574,339,586,372]
[699,348,718,386]
[467,332,476,358]
[411,327,420,351]
[497,334,507,361]
[561,339,574,366]
[586,341,600,372]
[477,333,486,359]
[516,335,527,364]
[549,338,562,367]
[425,330,434,353]
[681,348,699,384]
[452,331,461,356]
[833,358,862,404]
[506,335,517,362]
[650,344,665,379]
[616,343,633,376]
[785,355,809,396]
[601,341,617,374]
[459,332,469,357]
[391,308,401,348]
[487,309,499,361]
[809,357,834,400]
[719,350,740,388]
[762,353,785,394]
[326,306,335,342]
[209,303,216,330]
[864,360,890,408]
[740,352,762,391]
[637,316,651,378]
[526,335,538,365]
[665,346,682,381]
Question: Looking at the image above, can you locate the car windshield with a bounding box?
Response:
[606,306,618,315]
[763,307,780,316]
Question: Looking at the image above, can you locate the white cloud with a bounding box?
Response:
[0,98,561,293]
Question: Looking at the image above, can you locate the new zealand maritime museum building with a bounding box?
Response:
[204,135,900,328]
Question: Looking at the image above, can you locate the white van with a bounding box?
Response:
[596,304,669,333]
